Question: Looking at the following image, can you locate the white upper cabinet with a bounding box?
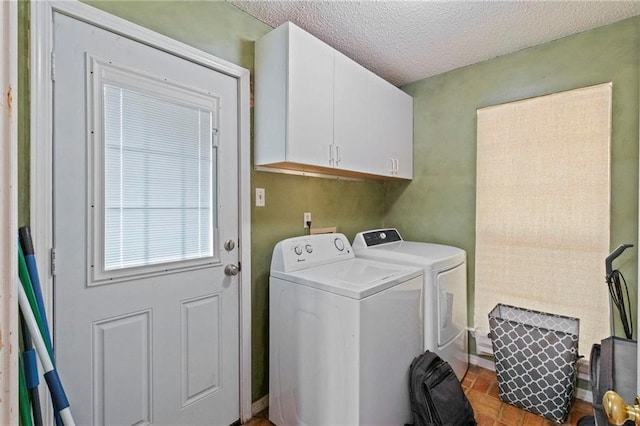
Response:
[255,22,413,180]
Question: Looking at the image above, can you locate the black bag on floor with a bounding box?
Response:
[408,350,476,426]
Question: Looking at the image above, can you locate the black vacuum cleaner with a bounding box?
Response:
[581,244,637,426]
[606,244,634,340]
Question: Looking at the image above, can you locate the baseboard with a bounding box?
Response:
[469,353,495,371]
[575,387,593,403]
[469,354,593,403]
[251,394,269,416]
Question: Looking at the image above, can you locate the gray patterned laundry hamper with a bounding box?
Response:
[488,304,580,423]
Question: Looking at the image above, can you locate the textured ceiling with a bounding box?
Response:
[229,0,640,86]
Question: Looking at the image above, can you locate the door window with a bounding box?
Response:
[88,57,220,284]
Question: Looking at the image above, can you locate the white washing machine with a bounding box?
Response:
[352,228,469,380]
[269,233,423,426]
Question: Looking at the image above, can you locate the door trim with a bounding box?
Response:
[31,1,252,422]
[0,1,18,423]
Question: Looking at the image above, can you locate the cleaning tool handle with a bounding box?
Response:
[18,245,53,360]
[606,244,634,282]
[19,227,35,255]
[19,356,34,426]
[44,370,70,414]
[20,314,44,426]
[23,348,39,389]
[18,284,53,372]
[19,227,53,358]
[18,283,75,426]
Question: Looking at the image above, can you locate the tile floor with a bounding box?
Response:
[462,365,592,426]
[244,364,594,426]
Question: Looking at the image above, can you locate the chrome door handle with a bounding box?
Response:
[224,264,240,276]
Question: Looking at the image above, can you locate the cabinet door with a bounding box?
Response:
[366,74,413,178]
[334,51,369,172]
[390,89,413,179]
[287,24,335,167]
[366,74,398,177]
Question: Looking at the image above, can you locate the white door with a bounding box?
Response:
[53,12,240,425]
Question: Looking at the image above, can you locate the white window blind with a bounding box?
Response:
[103,84,214,271]
[475,83,612,352]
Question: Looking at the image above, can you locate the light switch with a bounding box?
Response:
[256,188,265,207]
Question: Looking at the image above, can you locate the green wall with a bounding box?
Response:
[386,17,640,352]
[18,0,30,227]
[79,0,387,401]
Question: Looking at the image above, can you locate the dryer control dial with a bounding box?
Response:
[305,244,313,253]
[294,245,303,256]
[334,238,345,251]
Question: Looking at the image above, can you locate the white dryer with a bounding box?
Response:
[269,233,423,426]
[352,228,469,380]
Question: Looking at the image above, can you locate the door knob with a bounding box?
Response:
[603,390,640,425]
[224,264,240,276]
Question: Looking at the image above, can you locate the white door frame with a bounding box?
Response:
[0,0,18,423]
[31,1,252,422]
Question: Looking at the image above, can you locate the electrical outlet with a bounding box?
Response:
[303,212,311,228]
[255,188,265,207]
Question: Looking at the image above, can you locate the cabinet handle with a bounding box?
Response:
[329,144,334,166]
[335,145,341,165]
[389,158,399,175]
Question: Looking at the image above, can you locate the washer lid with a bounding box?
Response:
[271,258,422,300]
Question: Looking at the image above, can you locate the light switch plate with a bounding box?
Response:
[256,188,265,207]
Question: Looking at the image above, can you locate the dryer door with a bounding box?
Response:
[437,264,467,346]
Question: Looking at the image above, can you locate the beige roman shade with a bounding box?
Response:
[475,83,612,352]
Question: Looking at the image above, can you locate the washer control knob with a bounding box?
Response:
[334,238,345,251]
[305,244,313,253]
[294,245,303,256]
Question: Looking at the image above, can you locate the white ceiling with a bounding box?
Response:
[229,0,640,86]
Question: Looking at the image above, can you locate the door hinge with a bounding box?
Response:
[51,51,56,82]
[50,248,56,276]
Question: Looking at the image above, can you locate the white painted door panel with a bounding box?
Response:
[53,12,239,425]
